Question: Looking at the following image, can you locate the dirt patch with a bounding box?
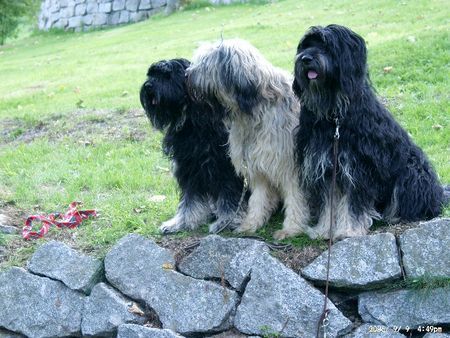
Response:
[369,220,420,237]
[0,108,152,146]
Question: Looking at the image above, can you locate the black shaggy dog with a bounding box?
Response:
[140,58,246,234]
[293,24,445,240]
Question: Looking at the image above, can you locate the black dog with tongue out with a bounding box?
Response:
[292,24,445,240]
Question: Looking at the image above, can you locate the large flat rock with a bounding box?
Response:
[234,252,352,337]
[0,267,85,337]
[82,283,147,336]
[104,234,238,335]
[399,218,450,278]
[28,240,103,294]
[359,287,450,328]
[179,235,269,291]
[302,233,401,289]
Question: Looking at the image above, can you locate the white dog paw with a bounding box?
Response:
[233,222,257,234]
[159,219,184,234]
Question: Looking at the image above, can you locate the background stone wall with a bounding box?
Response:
[38,0,168,31]
[38,0,250,31]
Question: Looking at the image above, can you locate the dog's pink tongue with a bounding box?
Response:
[308,70,318,80]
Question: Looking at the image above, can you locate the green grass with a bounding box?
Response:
[0,0,449,268]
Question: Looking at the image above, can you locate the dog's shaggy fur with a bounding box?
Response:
[293,24,445,240]
[140,58,246,234]
[187,39,316,240]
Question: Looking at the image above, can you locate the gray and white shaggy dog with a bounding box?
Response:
[187,39,316,240]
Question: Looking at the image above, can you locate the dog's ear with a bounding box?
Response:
[174,58,191,70]
[292,77,302,98]
[218,49,260,114]
[233,78,259,115]
[326,25,367,95]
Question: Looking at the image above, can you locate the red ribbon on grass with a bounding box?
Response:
[23,202,97,240]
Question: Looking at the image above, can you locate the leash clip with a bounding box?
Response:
[321,310,330,338]
[334,118,340,140]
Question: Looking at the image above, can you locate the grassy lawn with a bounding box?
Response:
[0,0,448,269]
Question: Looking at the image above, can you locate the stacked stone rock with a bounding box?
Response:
[38,0,169,31]
[38,0,251,31]
[0,218,448,337]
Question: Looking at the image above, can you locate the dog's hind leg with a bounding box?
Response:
[234,174,279,234]
[160,195,212,234]
[273,181,312,240]
[209,192,247,233]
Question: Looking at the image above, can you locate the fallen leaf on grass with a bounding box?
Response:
[432,124,443,130]
[149,195,166,203]
[156,166,170,172]
[383,66,393,73]
[133,206,147,213]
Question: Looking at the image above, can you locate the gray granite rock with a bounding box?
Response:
[54,18,68,29]
[83,14,93,25]
[113,0,126,11]
[0,214,17,234]
[359,287,450,328]
[210,329,261,338]
[105,234,239,335]
[118,324,184,337]
[399,218,450,278]
[0,225,18,234]
[86,1,98,13]
[27,240,103,294]
[99,2,112,13]
[179,235,268,291]
[75,3,86,15]
[68,15,83,28]
[152,0,167,7]
[139,0,152,10]
[61,5,74,17]
[0,329,25,338]
[234,252,352,337]
[119,10,130,23]
[302,233,401,289]
[130,11,149,22]
[108,10,121,25]
[82,283,147,336]
[126,0,139,11]
[0,267,84,337]
[93,12,108,25]
[343,324,406,337]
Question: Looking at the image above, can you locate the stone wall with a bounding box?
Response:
[1,219,449,337]
[38,0,168,31]
[38,0,251,31]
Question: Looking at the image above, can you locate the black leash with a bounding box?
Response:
[316,117,340,338]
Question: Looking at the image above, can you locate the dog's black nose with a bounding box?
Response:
[301,54,313,64]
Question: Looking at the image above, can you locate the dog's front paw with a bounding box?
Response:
[159,218,184,235]
[209,217,241,234]
[233,222,257,234]
[273,229,290,240]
